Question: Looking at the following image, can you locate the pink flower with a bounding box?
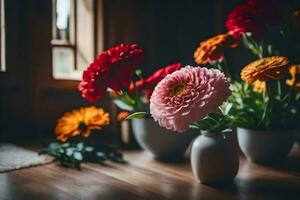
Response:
[150,66,231,132]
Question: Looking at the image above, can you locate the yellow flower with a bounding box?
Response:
[252,80,266,93]
[286,64,300,89]
[194,32,238,65]
[55,106,110,142]
[241,56,289,84]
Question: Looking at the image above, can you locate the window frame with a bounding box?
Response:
[51,0,100,81]
[0,0,5,72]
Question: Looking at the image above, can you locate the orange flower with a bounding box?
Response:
[55,106,110,142]
[117,111,131,121]
[194,32,238,65]
[252,80,266,93]
[241,56,289,84]
[286,64,300,89]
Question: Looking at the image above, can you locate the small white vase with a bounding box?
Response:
[191,131,239,184]
[237,127,295,163]
[131,118,197,161]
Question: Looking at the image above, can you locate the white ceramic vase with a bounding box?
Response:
[131,118,197,161]
[191,131,239,184]
[237,127,295,163]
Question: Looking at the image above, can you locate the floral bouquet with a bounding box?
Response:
[77,43,193,158]
[147,65,239,183]
[226,0,300,132]
[78,43,181,115]
[193,0,300,162]
[229,56,300,131]
[193,0,300,131]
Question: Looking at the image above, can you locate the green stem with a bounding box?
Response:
[211,62,223,71]
[211,60,233,82]
[287,87,295,105]
[259,41,264,58]
[265,81,272,101]
[259,81,272,129]
[132,80,145,112]
[131,94,139,112]
[121,89,138,111]
[223,57,233,81]
[243,33,264,58]
[255,42,263,59]
[277,80,282,98]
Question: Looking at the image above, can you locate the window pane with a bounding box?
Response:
[53,0,74,43]
[76,0,94,71]
[52,47,75,79]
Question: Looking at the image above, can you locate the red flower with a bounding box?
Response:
[78,44,144,102]
[129,63,181,100]
[226,0,281,39]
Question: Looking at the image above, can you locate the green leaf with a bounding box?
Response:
[111,156,126,163]
[207,113,223,121]
[96,152,107,161]
[40,141,126,169]
[96,152,106,157]
[113,99,134,111]
[66,148,74,156]
[125,112,152,120]
[267,44,273,55]
[73,151,83,161]
[135,69,143,79]
[49,142,60,149]
[223,102,233,115]
[61,143,70,148]
[85,146,94,152]
[76,142,84,150]
[189,124,200,129]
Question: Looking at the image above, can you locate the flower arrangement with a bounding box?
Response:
[228,56,300,131]
[40,106,125,168]
[192,0,300,132]
[78,43,182,114]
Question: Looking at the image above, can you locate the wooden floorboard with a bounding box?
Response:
[1,145,300,200]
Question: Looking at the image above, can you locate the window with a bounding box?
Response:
[0,0,5,72]
[52,0,100,80]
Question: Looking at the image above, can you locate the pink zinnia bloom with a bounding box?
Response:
[150,66,231,132]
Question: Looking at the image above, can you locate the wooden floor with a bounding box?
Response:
[1,146,300,200]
